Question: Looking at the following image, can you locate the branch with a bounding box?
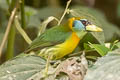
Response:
[57,0,72,25]
[0,4,18,59]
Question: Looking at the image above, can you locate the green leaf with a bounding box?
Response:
[37,7,63,19]
[91,32,105,44]
[0,0,8,10]
[84,43,91,50]
[89,43,110,56]
[84,49,120,80]
[0,55,46,80]
[25,6,41,28]
[116,42,120,48]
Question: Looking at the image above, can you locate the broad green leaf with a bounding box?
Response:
[84,49,120,80]
[79,32,104,50]
[0,55,46,80]
[89,43,110,56]
[91,32,105,44]
[84,43,91,50]
[116,42,120,48]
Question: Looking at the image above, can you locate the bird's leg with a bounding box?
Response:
[44,53,53,76]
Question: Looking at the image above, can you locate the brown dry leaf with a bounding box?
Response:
[55,54,88,80]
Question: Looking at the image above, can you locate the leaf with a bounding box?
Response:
[79,32,103,50]
[84,49,120,80]
[56,73,69,80]
[116,42,120,48]
[91,32,105,44]
[25,6,41,28]
[0,0,8,10]
[37,7,63,19]
[0,55,46,80]
[89,43,110,56]
[55,57,87,80]
[84,43,91,50]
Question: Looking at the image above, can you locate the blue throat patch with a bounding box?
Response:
[73,20,85,30]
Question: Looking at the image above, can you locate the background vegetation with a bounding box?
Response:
[0,0,120,80]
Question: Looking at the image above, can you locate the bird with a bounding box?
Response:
[25,17,103,60]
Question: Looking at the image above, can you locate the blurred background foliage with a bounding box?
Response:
[0,0,120,63]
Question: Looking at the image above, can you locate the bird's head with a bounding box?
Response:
[68,17,103,32]
[67,17,103,38]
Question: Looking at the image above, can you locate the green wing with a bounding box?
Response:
[26,25,72,52]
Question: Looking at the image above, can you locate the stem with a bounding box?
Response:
[6,26,16,60]
[0,2,18,60]
[38,16,59,36]
[14,16,32,44]
[57,0,72,25]
[20,0,26,29]
[6,0,18,60]
[6,0,10,6]
[69,50,95,57]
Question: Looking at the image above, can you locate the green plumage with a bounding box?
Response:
[26,25,72,53]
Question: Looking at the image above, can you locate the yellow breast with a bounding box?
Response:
[54,32,80,59]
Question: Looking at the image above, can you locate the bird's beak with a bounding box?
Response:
[86,25,103,32]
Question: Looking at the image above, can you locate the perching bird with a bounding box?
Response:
[26,17,103,60]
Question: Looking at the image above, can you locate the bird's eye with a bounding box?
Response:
[80,19,92,26]
[82,21,86,25]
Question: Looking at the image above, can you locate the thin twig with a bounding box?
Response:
[14,16,32,44]
[0,4,18,59]
[69,50,95,57]
[57,0,72,25]
[38,16,59,36]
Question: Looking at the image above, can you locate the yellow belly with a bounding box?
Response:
[53,32,80,59]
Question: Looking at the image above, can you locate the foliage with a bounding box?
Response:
[0,55,46,80]
[0,0,120,80]
[84,49,120,80]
